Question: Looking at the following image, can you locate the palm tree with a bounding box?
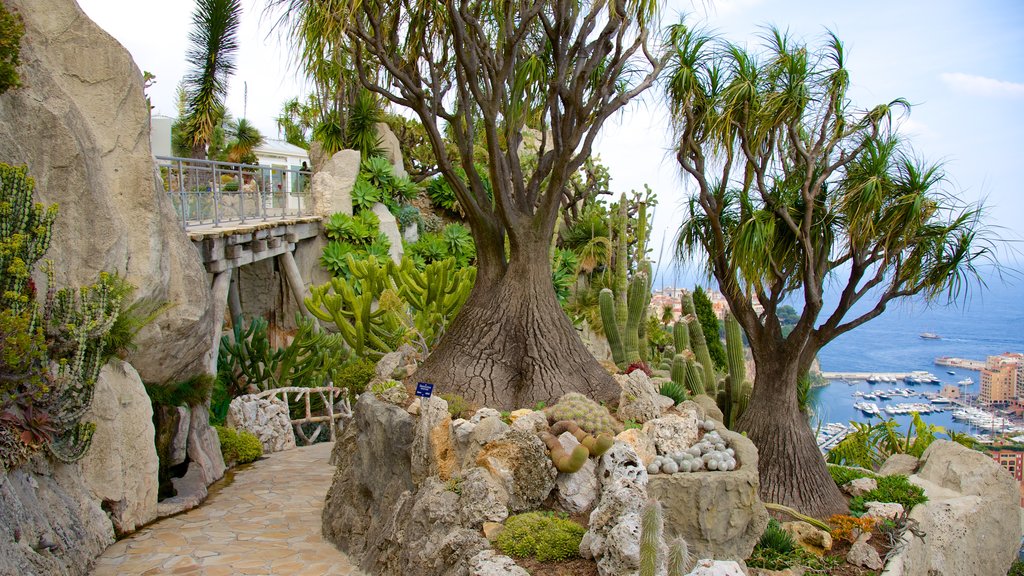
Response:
[666,23,994,517]
[181,0,242,159]
[225,118,264,164]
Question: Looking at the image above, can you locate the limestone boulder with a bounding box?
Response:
[169,406,190,466]
[373,343,420,383]
[475,430,557,513]
[848,533,883,570]
[459,467,510,527]
[690,394,724,423]
[614,428,657,466]
[311,149,359,217]
[647,429,768,561]
[642,413,700,456]
[841,477,877,497]
[77,360,159,535]
[863,501,903,521]
[883,440,1020,576]
[781,521,832,556]
[510,411,548,434]
[552,432,600,515]
[454,416,511,471]
[878,453,919,476]
[226,395,297,454]
[372,202,404,263]
[375,121,408,178]
[468,550,530,576]
[0,456,114,575]
[616,370,664,424]
[185,407,226,486]
[0,0,214,384]
[411,396,456,483]
[580,442,648,576]
[687,560,747,575]
[471,408,503,424]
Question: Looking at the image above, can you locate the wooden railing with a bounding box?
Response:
[253,386,351,445]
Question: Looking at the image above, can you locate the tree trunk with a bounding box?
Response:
[412,239,619,410]
[736,355,846,519]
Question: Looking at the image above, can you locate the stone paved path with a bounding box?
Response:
[92,442,364,576]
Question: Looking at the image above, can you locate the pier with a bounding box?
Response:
[820,372,909,380]
[934,357,985,371]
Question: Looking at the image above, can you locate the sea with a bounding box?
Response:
[809,278,1024,437]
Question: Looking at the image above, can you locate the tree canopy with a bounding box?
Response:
[271,0,666,407]
[666,21,994,517]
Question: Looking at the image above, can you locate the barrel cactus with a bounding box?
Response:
[544,392,622,436]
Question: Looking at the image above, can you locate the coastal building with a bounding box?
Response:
[989,447,1024,506]
[980,353,1024,406]
[938,384,961,400]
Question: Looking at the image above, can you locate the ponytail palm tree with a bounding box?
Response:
[225,117,265,164]
[271,0,666,408]
[181,0,242,159]
[666,23,994,518]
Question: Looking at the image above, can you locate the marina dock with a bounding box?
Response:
[820,372,909,380]
[934,357,985,371]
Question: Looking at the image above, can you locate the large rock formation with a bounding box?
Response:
[0,0,214,385]
[647,429,768,561]
[882,441,1021,576]
[310,149,359,218]
[0,457,114,576]
[226,395,297,454]
[77,360,159,536]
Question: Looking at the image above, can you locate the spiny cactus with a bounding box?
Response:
[718,312,753,428]
[667,537,694,576]
[672,319,689,354]
[639,500,663,576]
[550,420,613,457]
[543,392,622,436]
[623,271,650,362]
[683,355,706,397]
[670,354,686,388]
[598,288,625,367]
[541,430,590,473]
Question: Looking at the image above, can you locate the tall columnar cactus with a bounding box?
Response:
[613,193,629,330]
[598,288,625,366]
[670,353,687,388]
[623,271,649,363]
[672,319,689,354]
[718,312,753,428]
[682,290,717,395]
[639,499,663,576]
[683,355,706,397]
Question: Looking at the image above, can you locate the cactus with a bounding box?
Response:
[639,500,663,576]
[670,354,687,388]
[683,355,706,397]
[672,320,689,354]
[598,288,626,367]
[613,193,629,330]
[717,312,753,428]
[543,392,623,436]
[667,537,694,576]
[623,271,649,363]
[540,430,590,472]
[550,420,614,457]
[684,311,717,395]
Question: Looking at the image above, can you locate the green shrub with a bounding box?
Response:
[0,2,23,95]
[827,463,876,487]
[1008,559,1024,576]
[496,511,587,562]
[145,374,215,408]
[335,358,377,401]
[215,425,263,465]
[849,474,927,516]
[746,519,840,572]
[439,393,469,418]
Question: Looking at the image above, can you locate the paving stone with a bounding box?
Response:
[91,442,364,575]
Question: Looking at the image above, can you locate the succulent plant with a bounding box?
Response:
[540,430,590,473]
[659,380,687,405]
[543,392,622,436]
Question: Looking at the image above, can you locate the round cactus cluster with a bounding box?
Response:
[646,420,737,475]
[543,392,622,436]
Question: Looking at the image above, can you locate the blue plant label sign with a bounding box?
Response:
[415,382,434,398]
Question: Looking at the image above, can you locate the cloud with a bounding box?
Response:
[939,72,1024,99]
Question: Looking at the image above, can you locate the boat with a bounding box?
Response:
[931,397,955,405]
[854,402,882,417]
[958,377,974,386]
[947,370,956,375]
[919,332,941,340]
[904,371,941,385]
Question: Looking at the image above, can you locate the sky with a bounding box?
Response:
[77,0,1023,287]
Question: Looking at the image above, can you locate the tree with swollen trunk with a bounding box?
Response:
[272,0,666,408]
[666,24,994,518]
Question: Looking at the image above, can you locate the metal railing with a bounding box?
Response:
[252,386,352,445]
[157,156,314,230]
